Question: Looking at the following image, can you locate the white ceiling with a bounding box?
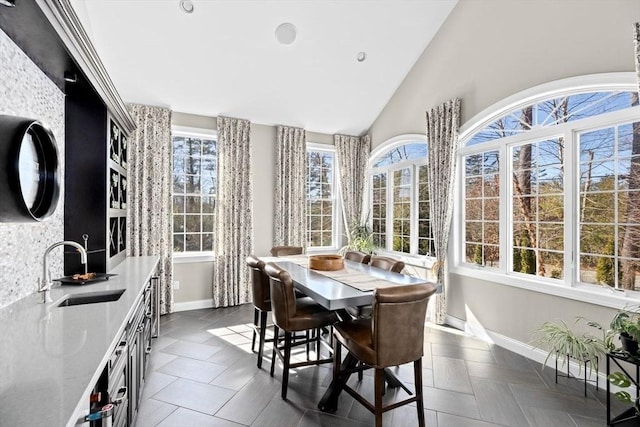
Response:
[71,0,457,135]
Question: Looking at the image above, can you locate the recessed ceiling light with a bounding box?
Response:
[357,52,367,62]
[275,23,297,45]
[179,0,194,14]
[0,0,15,7]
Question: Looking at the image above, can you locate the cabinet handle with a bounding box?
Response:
[112,386,127,405]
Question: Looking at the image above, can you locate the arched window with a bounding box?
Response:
[457,74,640,295]
[368,135,433,255]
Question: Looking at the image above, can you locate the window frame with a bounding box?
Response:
[306,142,342,253]
[453,72,640,308]
[171,125,217,263]
[366,134,433,260]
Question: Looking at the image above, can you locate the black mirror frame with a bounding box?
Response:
[0,115,60,222]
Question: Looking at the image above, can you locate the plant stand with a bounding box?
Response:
[554,351,598,397]
[607,352,640,426]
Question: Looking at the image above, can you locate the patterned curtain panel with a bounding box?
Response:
[426,98,461,325]
[213,116,254,307]
[274,125,307,247]
[635,22,640,92]
[127,104,174,314]
[335,134,371,238]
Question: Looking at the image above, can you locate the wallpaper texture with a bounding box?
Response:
[0,29,65,309]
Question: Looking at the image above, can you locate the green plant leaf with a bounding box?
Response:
[613,390,633,404]
[608,371,631,388]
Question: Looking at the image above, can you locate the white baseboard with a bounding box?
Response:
[173,299,214,312]
[444,315,629,394]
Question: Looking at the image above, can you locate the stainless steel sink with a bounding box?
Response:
[58,289,125,307]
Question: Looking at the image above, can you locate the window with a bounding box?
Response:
[368,137,433,256]
[307,145,338,248]
[458,76,640,296]
[172,128,217,253]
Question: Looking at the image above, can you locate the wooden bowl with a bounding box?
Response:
[308,255,344,271]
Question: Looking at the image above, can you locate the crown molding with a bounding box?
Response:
[35,0,136,135]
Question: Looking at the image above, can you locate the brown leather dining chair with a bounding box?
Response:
[332,283,436,427]
[246,255,273,369]
[369,255,405,273]
[344,250,372,264]
[350,255,406,321]
[270,246,304,257]
[264,262,339,399]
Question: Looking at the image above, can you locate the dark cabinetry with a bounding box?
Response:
[127,277,157,426]
[64,86,129,274]
[84,276,158,427]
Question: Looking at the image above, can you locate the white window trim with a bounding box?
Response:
[366,134,436,259]
[453,72,640,308]
[306,142,342,253]
[171,125,218,262]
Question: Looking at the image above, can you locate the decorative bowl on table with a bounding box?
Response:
[308,255,344,271]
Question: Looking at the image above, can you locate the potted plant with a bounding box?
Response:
[531,317,608,374]
[338,219,375,255]
[610,307,640,355]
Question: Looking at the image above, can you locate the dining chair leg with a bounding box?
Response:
[257,310,268,369]
[270,325,279,377]
[374,368,384,427]
[306,330,310,360]
[282,332,292,400]
[358,362,364,381]
[251,307,258,352]
[333,338,342,389]
[414,358,425,427]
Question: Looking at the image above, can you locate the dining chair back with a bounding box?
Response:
[332,283,436,427]
[369,255,405,273]
[264,262,338,399]
[349,255,405,320]
[270,246,304,257]
[344,250,371,264]
[246,255,272,369]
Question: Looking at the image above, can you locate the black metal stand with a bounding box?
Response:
[607,352,640,426]
[554,351,598,397]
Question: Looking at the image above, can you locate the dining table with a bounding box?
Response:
[259,254,434,413]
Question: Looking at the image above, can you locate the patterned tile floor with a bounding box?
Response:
[136,304,615,426]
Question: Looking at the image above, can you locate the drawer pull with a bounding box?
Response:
[112,386,127,405]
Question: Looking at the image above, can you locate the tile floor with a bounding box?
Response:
[136,304,618,426]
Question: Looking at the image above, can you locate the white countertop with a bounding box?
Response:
[0,256,159,427]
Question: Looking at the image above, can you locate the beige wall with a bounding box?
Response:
[368,0,640,345]
[369,0,640,147]
[170,113,334,305]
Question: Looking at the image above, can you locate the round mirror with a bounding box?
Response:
[0,115,60,222]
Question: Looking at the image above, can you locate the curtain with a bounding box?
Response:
[127,104,174,314]
[274,125,307,247]
[635,22,640,92]
[213,116,254,307]
[426,98,461,325]
[335,134,371,238]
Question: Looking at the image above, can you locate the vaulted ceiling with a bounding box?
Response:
[71,0,457,135]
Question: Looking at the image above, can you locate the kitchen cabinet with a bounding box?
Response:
[64,95,129,275]
[82,272,158,427]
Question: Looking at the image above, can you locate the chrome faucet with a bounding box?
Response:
[40,241,88,303]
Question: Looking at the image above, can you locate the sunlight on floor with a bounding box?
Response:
[463,304,495,344]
